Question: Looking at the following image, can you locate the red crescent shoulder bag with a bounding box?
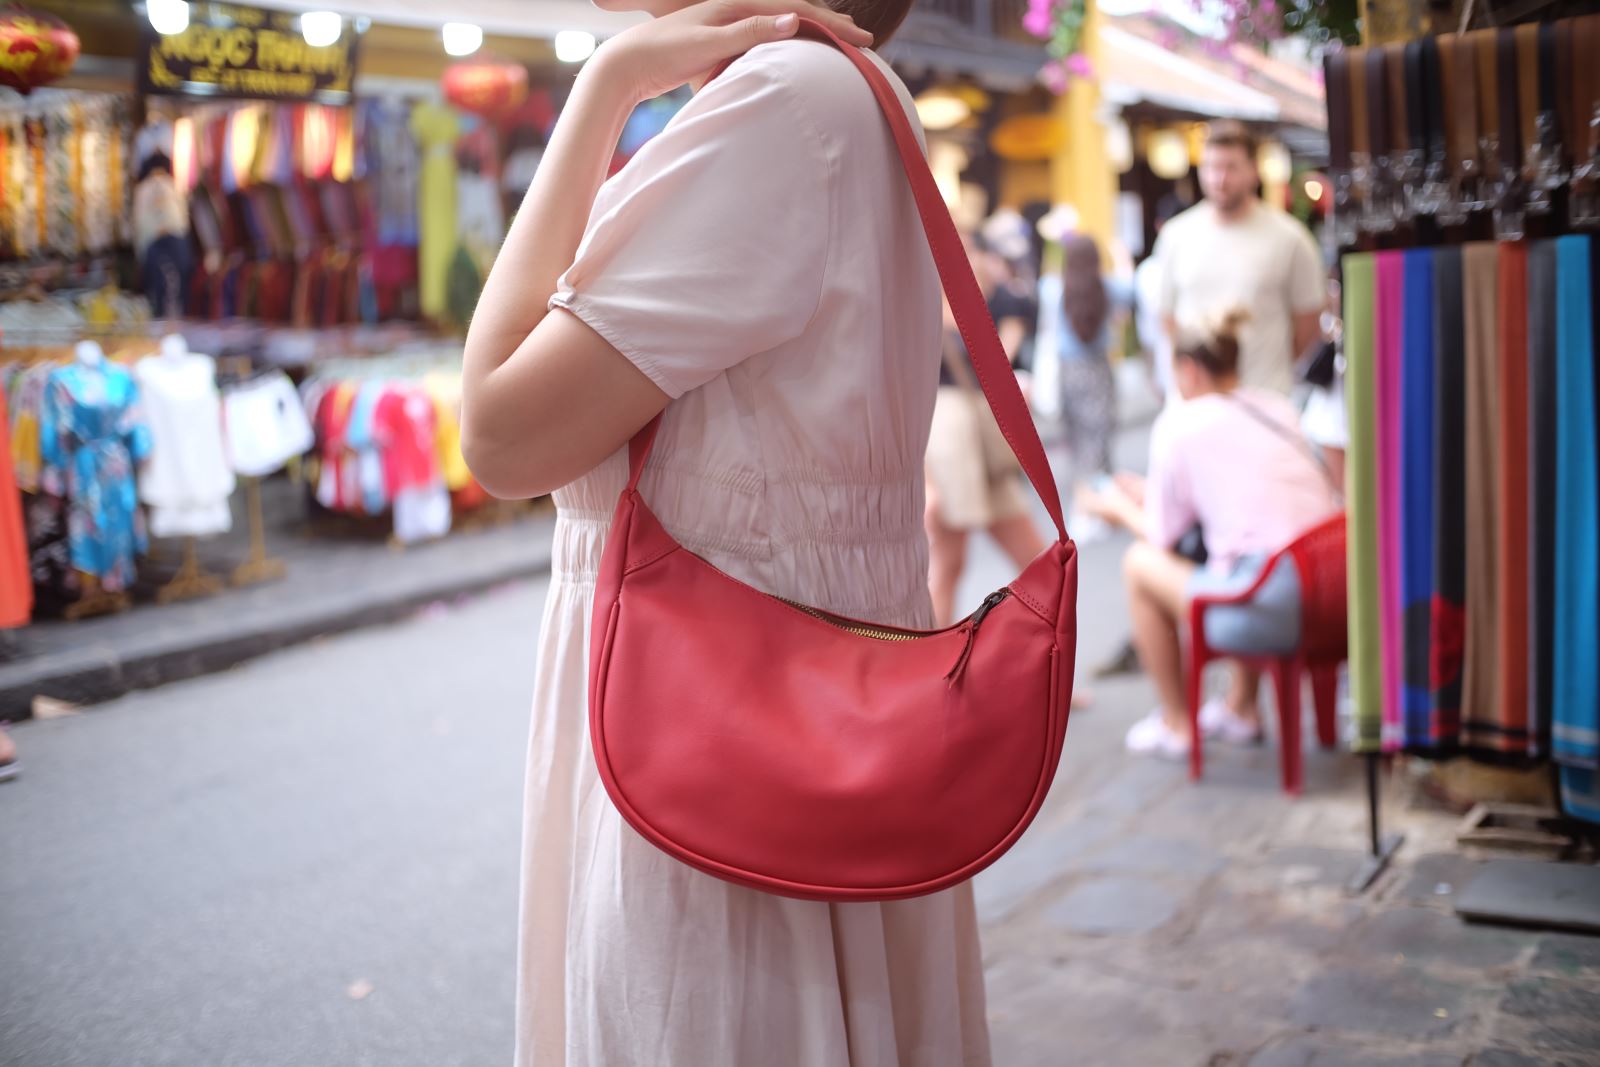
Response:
[588,21,1079,902]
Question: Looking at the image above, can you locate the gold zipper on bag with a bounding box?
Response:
[774,598,925,642]
[772,588,1010,648]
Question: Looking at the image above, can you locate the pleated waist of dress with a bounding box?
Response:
[549,507,933,626]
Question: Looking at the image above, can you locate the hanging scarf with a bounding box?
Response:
[1429,246,1467,749]
[1552,235,1598,776]
[1460,242,1502,755]
[1374,251,1406,751]
[1343,252,1382,754]
[1526,239,1560,760]
[1400,248,1436,749]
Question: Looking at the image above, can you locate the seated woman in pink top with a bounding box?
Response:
[1084,310,1341,760]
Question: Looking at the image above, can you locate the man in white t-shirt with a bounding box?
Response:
[1153,122,1326,396]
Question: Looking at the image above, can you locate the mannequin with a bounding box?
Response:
[74,339,105,367]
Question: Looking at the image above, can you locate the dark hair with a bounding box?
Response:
[138,151,173,184]
[826,0,915,46]
[1204,120,1258,160]
[1176,309,1248,378]
[1060,233,1108,346]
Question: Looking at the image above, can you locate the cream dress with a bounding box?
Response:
[514,40,992,1066]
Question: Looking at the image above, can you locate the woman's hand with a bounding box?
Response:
[592,0,874,105]
[1114,472,1146,506]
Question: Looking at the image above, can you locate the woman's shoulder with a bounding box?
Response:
[726,40,923,149]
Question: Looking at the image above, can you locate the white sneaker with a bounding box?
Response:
[1125,710,1190,760]
[1198,698,1265,745]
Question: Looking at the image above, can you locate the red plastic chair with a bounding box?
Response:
[1186,513,1347,795]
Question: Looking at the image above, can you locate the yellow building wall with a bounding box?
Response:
[1048,0,1116,251]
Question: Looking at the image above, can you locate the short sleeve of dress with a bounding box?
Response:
[550,59,831,399]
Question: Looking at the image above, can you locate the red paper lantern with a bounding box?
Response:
[442,59,529,121]
[0,6,78,94]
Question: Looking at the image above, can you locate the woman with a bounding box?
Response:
[924,233,1048,627]
[1083,311,1340,760]
[1043,233,1131,535]
[132,152,193,320]
[460,3,992,1064]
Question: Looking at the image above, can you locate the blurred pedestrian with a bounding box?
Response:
[1153,121,1326,396]
[459,2,994,1063]
[925,233,1047,628]
[1133,200,1181,401]
[132,152,193,320]
[1081,311,1341,759]
[1038,232,1132,539]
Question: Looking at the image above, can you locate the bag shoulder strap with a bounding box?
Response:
[625,20,1067,542]
[1224,391,1340,495]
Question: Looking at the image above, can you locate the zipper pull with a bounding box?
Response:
[945,589,1009,687]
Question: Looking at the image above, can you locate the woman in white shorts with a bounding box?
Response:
[924,236,1046,626]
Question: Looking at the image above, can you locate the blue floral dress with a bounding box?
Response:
[39,363,151,592]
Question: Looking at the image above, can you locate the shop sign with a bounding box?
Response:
[139,1,358,105]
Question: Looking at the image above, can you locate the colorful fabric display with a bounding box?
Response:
[1348,236,1599,787]
[305,375,457,543]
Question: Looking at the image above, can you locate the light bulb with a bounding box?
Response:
[914,90,970,132]
[147,0,190,36]
[1258,141,1292,185]
[1147,129,1189,180]
[301,11,343,48]
[554,30,596,64]
[442,22,483,57]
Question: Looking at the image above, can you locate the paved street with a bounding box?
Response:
[3,404,1598,1066]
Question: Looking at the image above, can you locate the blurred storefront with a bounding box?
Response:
[0,0,658,624]
[0,0,1321,627]
[1098,8,1329,257]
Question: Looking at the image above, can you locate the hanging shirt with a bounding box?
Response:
[135,353,235,539]
[223,370,314,478]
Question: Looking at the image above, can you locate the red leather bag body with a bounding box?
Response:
[587,23,1078,903]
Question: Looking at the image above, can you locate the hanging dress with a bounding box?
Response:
[39,362,151,593]
[0,380,32,627]
[409,103,459,324]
